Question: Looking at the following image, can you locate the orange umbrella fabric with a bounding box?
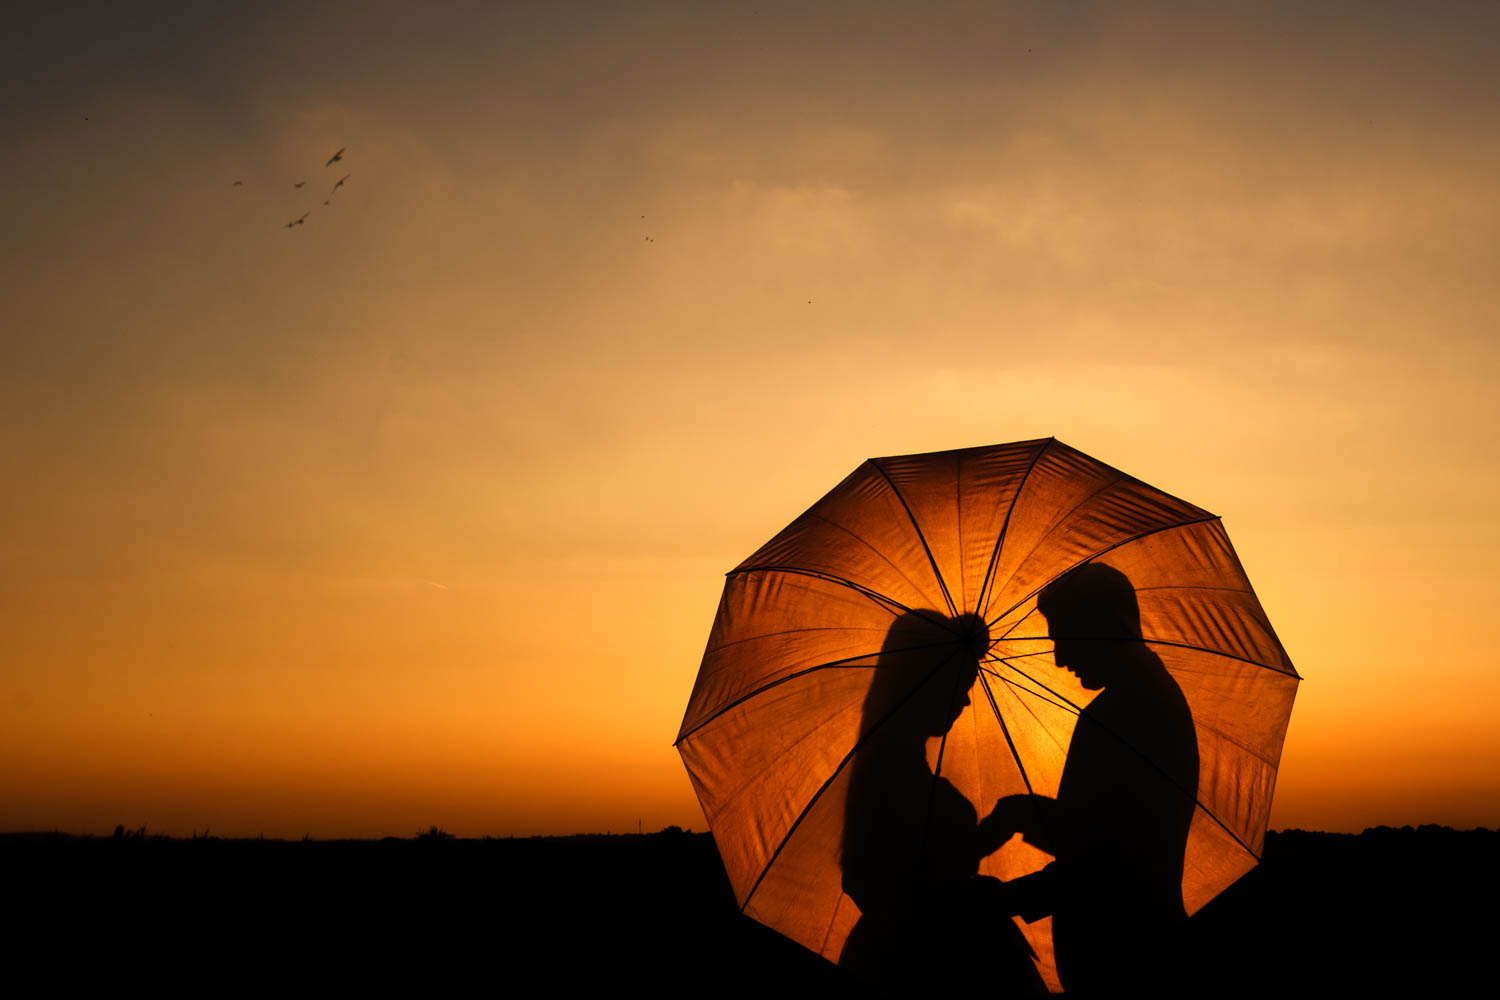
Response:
[676,439,1299,992]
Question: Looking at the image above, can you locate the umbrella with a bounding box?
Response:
[675,438,1299,993]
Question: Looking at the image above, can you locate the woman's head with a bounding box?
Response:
[861,611,989,742]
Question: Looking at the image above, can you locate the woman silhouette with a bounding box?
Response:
[839,611,1045,997]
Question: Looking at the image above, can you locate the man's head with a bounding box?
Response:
[1036,564,1141,690]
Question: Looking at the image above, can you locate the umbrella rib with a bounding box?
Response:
[985,514,1223,630]
[763,509,952,621]
[981,664,1079,716]
[728,564,961,635]
[1192,717,1284,769]
[995,604,1041,642]
[738,647,965,915]
[980,463,1127,621]
[987,670,1073,756]
[674,638,962,745]
[728,564,914,616]
[980,649,1053,664]
[870,459,958,618]
[999,634,1294,676]
[1212,519,1299,677]
[992,661,1085,714]
[705,625,891,657]
[976,666,1033,794]
[974,438,1051,617]
[982,649,1078,711]
[998,659,1264,863]
[987,653,1289,775]
[1122,635,1298,676]
[1018,581,1297,673]
[1129,583,1259,595]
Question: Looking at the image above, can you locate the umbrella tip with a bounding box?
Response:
[953,612,992,659]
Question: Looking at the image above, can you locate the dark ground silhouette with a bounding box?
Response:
[5,825,1496,992]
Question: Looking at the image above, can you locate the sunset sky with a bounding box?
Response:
[3,1,1498,838]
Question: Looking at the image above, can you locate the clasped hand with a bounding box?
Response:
[977,793,1047,856]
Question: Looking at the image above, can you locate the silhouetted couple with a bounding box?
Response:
[838,565,1198,996]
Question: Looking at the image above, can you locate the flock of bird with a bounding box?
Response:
[228,152,812,304]
[231,147,351,229]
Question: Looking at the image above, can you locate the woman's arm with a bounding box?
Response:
[1000,864,1056,923]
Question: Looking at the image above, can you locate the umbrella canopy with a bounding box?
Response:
[676,438,1299,992]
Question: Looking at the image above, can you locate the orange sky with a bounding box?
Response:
[3,1,1498,837]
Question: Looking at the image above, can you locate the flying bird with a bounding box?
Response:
[233,180,243,186]
[325,147,345,166]
[286,212,309,229]
[332,174,350,191]
[294,181,306,188]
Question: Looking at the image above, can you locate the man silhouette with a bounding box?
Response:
[980,564,1199,990]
